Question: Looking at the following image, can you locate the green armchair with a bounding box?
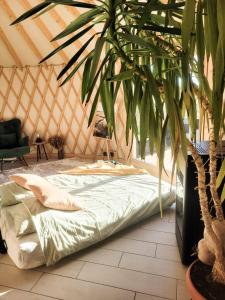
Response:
[0,118,30,171]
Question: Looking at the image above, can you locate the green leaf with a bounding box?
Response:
[221,185,225,203]
[85,50,113,104]
[217,0,225,51]
[33,3,57,19]
[57,36,95,80]
[40,24,94,63]
[144,66,163,117]
[88,37,106,89]
[82,56,93,101]
[118,32,160,54]
[52,7,102,41]
[196,1,205,86]
[60,50,94,86]
[45,0,96,9]
[139,83,150,158]
[181,0,195,52]
[109,69,134,81]
[216,158,225,189]
[11,2,50,25]
[205,0,218,63]
[88,87,101,127]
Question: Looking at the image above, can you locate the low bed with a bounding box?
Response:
[0,159,175,269]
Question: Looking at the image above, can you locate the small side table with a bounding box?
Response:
[33,141,48,162]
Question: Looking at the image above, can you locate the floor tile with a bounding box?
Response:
[122,228,177,246]
[135,293,169,300]
[77,247,122,267]
[101,238,156,257]
[32,273,134,300]
[78,262,176,300]
[177,280,190,300]
[141,220,175,233]
[0,255,14,266]
[0,264,42,291]
[37,257,84,278]
[156,244,181,262]
[0,285,58,300]
[120,253,186,280]
[162,207,175,223]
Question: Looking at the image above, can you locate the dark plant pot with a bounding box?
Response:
[57,147,64,160]
[186,260,225,300]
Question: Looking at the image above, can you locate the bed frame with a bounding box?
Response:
[0,231,7,254]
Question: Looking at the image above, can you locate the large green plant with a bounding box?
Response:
[13,0,225,284]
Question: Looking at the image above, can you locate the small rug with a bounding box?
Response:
[0,158,94,185]
[60,161,147,176]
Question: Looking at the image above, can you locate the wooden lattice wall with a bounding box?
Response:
[0,64,130,160]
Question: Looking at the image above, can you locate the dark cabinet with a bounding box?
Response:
[175,141,225,265]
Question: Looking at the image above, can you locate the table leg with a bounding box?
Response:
[42,145,48,160]
[0,159,3,172]
[37,145,41,161]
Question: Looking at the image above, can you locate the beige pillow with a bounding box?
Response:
[9,174,44,190]
[28,181,81,211]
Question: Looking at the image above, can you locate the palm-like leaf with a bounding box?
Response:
[12,0,225,205]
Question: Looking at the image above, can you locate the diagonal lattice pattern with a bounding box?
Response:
[0,65,130,160]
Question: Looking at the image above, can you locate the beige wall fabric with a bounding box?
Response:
[0,65,130,159]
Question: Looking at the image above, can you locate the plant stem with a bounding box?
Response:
[187,140,212,229]
[193,86,224,221]
[188,139,225,284]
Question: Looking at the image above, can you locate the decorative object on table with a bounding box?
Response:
[93,111,109,139]
[35,133,43,143]
[48,135,64,159]
[0,118,30,171]
[93,111,114,161]
[33,141,48,162]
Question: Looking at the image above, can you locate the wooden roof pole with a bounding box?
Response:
[0,26,22,67]
[1,0,43,62]
[21,0,69,64]
[48,8,90,57]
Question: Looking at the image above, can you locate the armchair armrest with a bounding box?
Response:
[18,135,29,147]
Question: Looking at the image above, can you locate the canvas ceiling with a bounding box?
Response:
[0,0,97,67]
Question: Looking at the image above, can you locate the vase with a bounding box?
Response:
[57,147,64,160]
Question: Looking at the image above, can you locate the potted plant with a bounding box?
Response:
[13,1,225,298]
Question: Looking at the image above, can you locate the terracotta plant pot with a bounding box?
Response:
[186,260,225,300]
[186,261,206,300]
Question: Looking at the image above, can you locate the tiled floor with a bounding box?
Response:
[0,206,190,300]
[0,159,190,300]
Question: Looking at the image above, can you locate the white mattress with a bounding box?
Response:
[0,163,175,269]
[1,207,45,269]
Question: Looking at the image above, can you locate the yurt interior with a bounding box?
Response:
[1,1,225,300]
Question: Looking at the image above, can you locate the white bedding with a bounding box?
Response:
[0,164,175,269]
[1,207,44,269]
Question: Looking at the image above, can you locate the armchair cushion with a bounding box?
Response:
[0,133,17,149]
[0,119,30,164]
[0,146,30,159]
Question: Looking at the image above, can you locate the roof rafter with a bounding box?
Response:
[48,8,90,57]
[0,26,22,67]
[21,0,69,64]
[1,0,43,63]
